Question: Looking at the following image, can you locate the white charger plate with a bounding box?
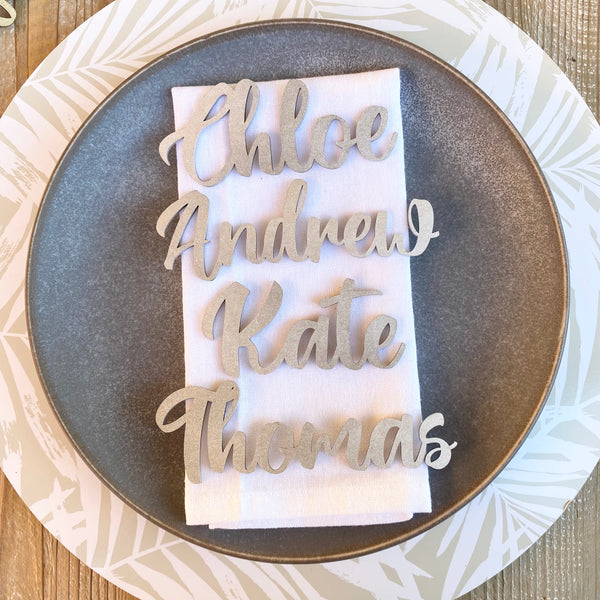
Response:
[1,1,599,598]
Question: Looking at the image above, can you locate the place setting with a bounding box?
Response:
[1,2,598,598]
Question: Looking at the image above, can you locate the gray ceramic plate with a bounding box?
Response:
[27,20,567,563]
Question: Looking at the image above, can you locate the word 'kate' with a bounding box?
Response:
[159,78,398,186]
[203,278,404,377]
[157,179,439,278]
[156,381,457,484]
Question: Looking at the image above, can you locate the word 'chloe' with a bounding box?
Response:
[159,78,397,186]
[156,381,457,484]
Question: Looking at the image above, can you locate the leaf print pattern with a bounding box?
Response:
[1,1,599,599]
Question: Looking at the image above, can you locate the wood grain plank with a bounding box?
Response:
[43,528,58,600]
[0,0,28,111]
[56,540,72,599]
[80,560,93,600]
[69,548,80,599]
[58,0,78,43]
[92,570,109,600]
[0,471,3,534]
[14,0,28,90]
[26,0,58,73]
[0,1,17,112]
[0,475,44,600]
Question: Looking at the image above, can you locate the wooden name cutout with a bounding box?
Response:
[159,79,397,186]
[156,382,457,484]
[203,278,404,377]
[157,179,438,278]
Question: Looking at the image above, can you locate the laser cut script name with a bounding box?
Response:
[157,179,438,279]
[159,78,397,186]
[156,382,457,484]
[203,278,404,377]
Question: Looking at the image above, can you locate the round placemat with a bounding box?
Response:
[1,1,598,598]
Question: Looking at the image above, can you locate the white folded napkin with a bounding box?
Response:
[170,68,431,528]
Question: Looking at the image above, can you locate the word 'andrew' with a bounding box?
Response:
[159,78,397,186]
[156,381,457,483]
[157,179,438,279]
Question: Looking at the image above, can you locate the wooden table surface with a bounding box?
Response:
[0,1,598,598]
